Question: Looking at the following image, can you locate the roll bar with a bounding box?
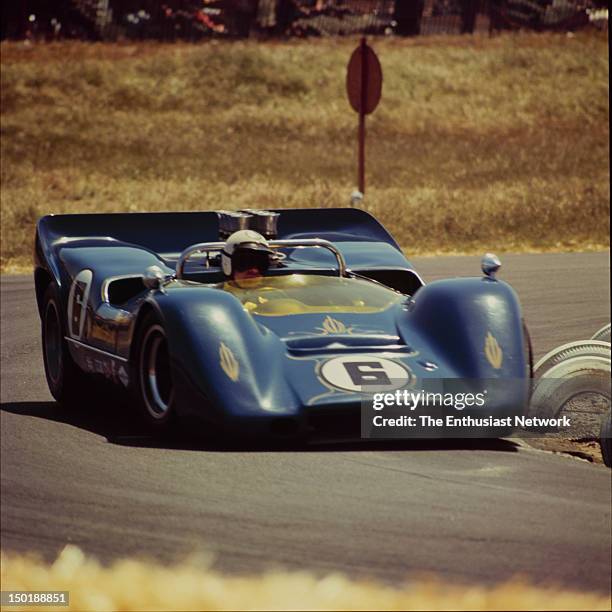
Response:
[176,238,347,279]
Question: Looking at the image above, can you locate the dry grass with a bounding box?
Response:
[2,545,610,611]
[0,32,609,272]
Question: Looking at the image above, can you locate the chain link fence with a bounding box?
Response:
[1,0,608,41]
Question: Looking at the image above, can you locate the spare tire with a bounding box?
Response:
[591,323,611,343]
[534,341,611,379]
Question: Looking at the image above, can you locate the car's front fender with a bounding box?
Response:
[148,286,300,423]
[403,277,528,379]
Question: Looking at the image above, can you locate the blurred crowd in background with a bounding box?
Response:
[1,0,608,41]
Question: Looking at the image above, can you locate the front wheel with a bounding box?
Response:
[133,311,176,430]
[41,283,84,407]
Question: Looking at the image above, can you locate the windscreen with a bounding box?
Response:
[222,274,402,316]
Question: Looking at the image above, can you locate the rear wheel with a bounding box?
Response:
[133,311,176,430]
[41,283,84,407]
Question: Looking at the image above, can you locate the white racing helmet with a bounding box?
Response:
[221,230,275,277]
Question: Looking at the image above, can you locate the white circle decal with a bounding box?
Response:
[319,356,413,392]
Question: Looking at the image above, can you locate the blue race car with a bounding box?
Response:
[34,208,532,438]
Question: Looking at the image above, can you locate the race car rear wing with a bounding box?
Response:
[35,208,423,298]
[36,207,402,259]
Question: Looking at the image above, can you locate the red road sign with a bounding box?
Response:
[346,40,382,115]
[346,38,383,196]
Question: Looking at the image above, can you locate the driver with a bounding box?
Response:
[221,230,301,314]
[221,230,274,283]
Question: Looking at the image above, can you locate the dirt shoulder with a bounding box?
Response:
[524,437,606,465]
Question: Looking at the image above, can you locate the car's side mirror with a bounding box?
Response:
[481,253,501,279]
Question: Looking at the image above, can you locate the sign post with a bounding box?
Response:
[346,37,382,199]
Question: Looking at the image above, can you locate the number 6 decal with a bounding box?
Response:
[67,269,93,340]
[319,356,413,392]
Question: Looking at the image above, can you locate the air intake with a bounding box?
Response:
[240,209,279,239]
[217,211,253,239]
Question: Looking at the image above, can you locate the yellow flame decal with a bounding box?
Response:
[219,342,239,382]
[484,332,503,369]
[321,316,347,335]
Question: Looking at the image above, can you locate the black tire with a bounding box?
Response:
[523,320,534,379]
[600,410,612,468]
[132,310,176,430]
[523,321,534,410]
[41,282,85,407]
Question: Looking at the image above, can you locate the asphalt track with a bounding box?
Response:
[1,252,610,594]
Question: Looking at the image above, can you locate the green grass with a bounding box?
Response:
[0,32,609,271]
